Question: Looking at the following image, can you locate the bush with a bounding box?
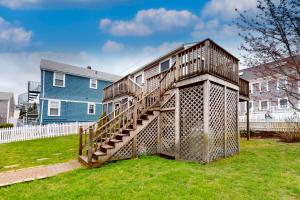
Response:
[0,123,14,129]
[240,130,255,138]
[279,132,300,143]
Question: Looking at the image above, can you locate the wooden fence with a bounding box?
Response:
[0,122,93,144]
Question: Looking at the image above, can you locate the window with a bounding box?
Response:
[87,103,95,115]
[260,101,269,110]
[135,75,142,85]
[253,83,259,93]
[53,72,65,87]
[249,83,253,94]
[160,59,170,72]
[260,81,268,92]
[278,98,288,109]
[48,100,60,116]
[277,78,287,90]
[90,79,97,89]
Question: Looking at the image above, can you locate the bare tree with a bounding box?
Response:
[235,0,300,110]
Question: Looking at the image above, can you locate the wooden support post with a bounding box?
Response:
[203,80,210,163]
[175,54,180,81]
[79,126,83,156]
[246,100,250,141]
[157,111,161,154]
[133,102,137,130]
[88,126,93,165]
[174,88,180,160]
[224,87,227,158]
[132,135,137,158]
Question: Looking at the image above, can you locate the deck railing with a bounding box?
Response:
[103,76,143,101]
[239,78,249,98]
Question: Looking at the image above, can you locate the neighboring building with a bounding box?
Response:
[39,59,121,124]
[239,56,300,119]
[0,92,15,123]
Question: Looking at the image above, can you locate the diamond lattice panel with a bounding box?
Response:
[179,83,206,162]
[209,83,225,161]
[110,139,133,161]
[160,111,175,155]
[137,118,158,155]
[226,88,239,156]
[161,94,175,109]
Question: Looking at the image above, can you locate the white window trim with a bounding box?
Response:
[134,72,144,85]
[90,79,98,89]
[159,58,171,73]
[249,83,253,94]
[87,103,96,115]
[259,100,269,110]
[278,98,289,109]
[48,100,61,116]
[53,72,65,87]
[259,81,269,92]
[277,77,287,90]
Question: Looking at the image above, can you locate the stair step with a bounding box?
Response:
[122,129,133,134]
[115,133,130,140]
[108,139,122,146]
[137,119,143,125]
[93,151,106,157]
[78,155,97,165]
[147,110,154,115]
[101,144,114,149]
[140,114,148,120]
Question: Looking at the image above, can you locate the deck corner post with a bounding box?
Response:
[224,86,227,158]
[79,126,83,156]
[174,88,180,160]
[246,100,250,141]
[203,80,210,163]
[88,126,94,165]
[157,111,161,154]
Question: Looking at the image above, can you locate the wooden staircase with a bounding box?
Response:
[78,88,161,168]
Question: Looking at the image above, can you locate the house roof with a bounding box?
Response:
[239,56,300,81]
[40,59,122,82]
[0,92,14,100]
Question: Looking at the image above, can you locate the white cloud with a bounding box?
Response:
[202,0,257,20]
[102,40,124,52]
[100,8,198,36]
[143,42,182,56]
[0,0,40,9]
[0,16,33,49]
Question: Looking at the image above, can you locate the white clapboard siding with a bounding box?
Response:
[0,122,94,144]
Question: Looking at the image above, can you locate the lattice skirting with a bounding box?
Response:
[110,139,133,161]
[179,83,206,162]
[137,118,158,155]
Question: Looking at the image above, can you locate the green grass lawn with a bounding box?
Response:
[0,135,78,172]
[0,139,299,200]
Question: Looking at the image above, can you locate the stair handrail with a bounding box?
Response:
[93,87,160,144]
[160,61,177,96]
[128,78,143,100]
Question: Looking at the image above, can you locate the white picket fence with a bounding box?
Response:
[0,122,94,144]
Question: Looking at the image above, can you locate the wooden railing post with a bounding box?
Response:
[88,126,94,165]
[79,126,83,156]
[133,100,138,130]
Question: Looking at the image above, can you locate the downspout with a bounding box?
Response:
[40,70,45,125]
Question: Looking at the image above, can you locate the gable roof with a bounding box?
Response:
[0,92,14,100]
[40,59,122,82]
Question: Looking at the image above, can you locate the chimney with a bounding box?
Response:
[87,66,92,70]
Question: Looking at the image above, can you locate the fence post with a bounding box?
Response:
[88,126,94,166]
[79,126,83,156]
[246,100,250,141]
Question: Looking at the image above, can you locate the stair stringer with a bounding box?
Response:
[160,89,176,109]
[95,111,160,166]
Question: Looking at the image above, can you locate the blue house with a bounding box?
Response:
[39,59,121,124]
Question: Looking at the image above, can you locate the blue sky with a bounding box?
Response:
[0,0,257,97]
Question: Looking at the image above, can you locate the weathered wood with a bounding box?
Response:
[203,80,210,163]
[246,100,250,141]
[224,87,227,157]
[79,126,83,156]
[88,126,94,165]
[174,88,180,160]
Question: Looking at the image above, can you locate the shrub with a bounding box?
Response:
[0,123,14,129]
[279,132,300,143]
[240,130,255,138]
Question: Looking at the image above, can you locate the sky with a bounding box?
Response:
[0,0,258,99]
